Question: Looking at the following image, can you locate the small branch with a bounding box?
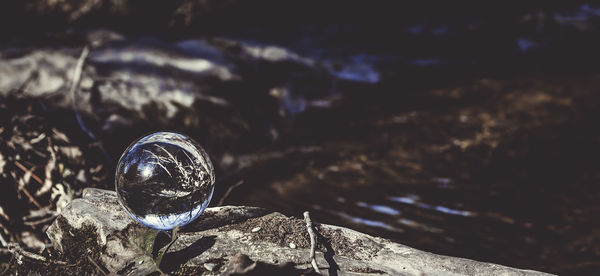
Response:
[70,46,92,139]
[0,206,8,220]
[7,243,69,266]
[0,232,8,247]
[303,211,321,274]
[14,161,44,186]
[36,143,56,196]
[12,161,42,209]
[155,225,180,268]
[20,186,42,209]
[23,214,57,227]
[217,180,244,206]
[70,46,112,162]
[87,255,108,276]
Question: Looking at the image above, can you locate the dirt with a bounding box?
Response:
[184,206,270,232]
[8,217,105,275]
[221,211,384,261]
[348,267,386,274]
[173,265,208,275]
[222,213,318,250]
[0,95,111,254]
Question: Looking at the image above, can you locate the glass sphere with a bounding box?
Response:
[115,132,215,230]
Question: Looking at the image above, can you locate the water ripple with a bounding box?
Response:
[389,194,476,217]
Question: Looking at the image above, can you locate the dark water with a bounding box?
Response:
[219,75,600,275]
[201,4,600,273]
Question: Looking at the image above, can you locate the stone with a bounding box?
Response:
[203,262,217,272]
[0,31,341,130]
[0,32,352,165]
[47,188,554,275]
[46,188,130,253]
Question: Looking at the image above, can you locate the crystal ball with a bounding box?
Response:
[115,132,215,230]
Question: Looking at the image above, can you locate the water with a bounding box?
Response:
[115,132,215,230]
[217,73,600,275]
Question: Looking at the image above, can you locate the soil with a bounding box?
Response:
[222,211,384,261]
[7,217,105,275]
[222,213,314,250]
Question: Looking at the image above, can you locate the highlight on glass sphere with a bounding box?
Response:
[115,132,215,230]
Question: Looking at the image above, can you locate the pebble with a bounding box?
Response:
[203,263,217,271]
[251,227,261,233]
[289,242,296,249]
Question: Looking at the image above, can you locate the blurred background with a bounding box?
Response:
[1,1,600,274]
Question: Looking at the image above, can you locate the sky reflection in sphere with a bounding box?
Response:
[115,132,215,230]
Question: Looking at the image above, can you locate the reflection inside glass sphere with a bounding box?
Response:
[115,132,215,230]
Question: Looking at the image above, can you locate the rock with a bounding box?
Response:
[0,35,240,123]
[223,253,257,275]
[203,262,217,272]
[47,188,553,276]
[0,31,340,121]
[0,31,348,158]
[46,188,129,253]
[221,253,310,275]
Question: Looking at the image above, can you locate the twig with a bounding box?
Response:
[7,243,69,266]
[0,221,9,247]
[0,232,8,247]
[12,161,42,209]
[70,46,92,138]
[70,46,112,163]
[0,206,8,220]
[23,214,57,227]
[87,255,108,276]
[35,143,56,196]
[217,180,244,206]
[20,186,42,209]
[155,225,180,269]
[303,211,321,274]
[14,161,44,185]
